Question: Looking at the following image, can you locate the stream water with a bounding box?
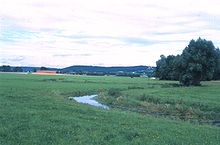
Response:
[69,95,109,109]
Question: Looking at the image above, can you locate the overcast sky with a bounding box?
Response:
[1,0,220,68]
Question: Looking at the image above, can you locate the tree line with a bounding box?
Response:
[155,38,220,86]
[0,65,23,72]
[0,66,49,72]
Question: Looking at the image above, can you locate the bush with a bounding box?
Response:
[138,94,161,104]
[108,88,122,97]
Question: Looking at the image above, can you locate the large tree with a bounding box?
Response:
[155,38,219,86]
[179,38,217,86]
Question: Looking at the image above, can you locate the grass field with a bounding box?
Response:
[0,73,220,145]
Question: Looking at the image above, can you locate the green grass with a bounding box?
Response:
[0,73,220,145]
[98,78,220,122]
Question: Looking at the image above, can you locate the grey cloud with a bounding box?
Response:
[0,17,38,42]
[153,30,197,36]
[53,54,72,57]
[53,53,92,57]
[1,56,25,64]
[74,53,92,57]
[57,34,157,46]
[120,37,156,46]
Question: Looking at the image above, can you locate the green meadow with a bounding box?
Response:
[0,73,219,145]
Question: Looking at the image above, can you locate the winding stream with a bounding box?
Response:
[69,95,109,109]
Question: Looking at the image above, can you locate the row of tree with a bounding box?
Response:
[0,66,50,72]
[0,65,23,72]
[155,38,220,86]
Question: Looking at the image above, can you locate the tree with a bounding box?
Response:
[166,55,181,80]
[155,55,167,80]
[155,55,181,80]
[179,38,217,86]
[213,48,220,80]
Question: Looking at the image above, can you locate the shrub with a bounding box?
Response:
[108,88,122,97]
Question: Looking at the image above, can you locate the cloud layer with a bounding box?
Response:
[1,0,220,67]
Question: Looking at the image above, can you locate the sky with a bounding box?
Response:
[0,0,220,68]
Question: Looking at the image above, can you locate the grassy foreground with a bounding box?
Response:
[0,73,219,145]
